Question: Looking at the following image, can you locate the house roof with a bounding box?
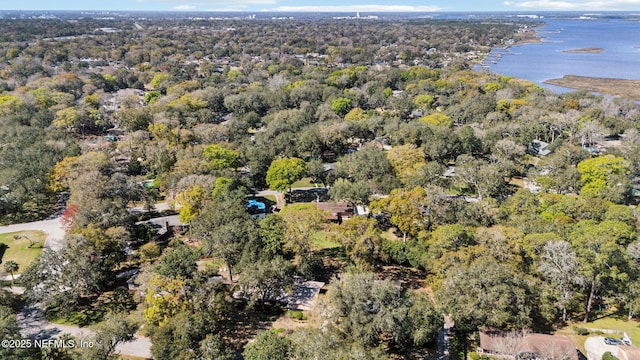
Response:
[530,140,552,157]
[136,215,186,235]
[479,331,578,360]
[286,280,325,311]
[314,201,354,221]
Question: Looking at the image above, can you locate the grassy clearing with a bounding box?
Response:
[558,315,640,353]
[585,316,640,344]
[0,230,45,271]
[260,195,277,204]
[197,257,224,272]
[291,177,319,188]
[311,231,341,250]
[380,228,402,242]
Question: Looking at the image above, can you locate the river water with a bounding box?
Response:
[477,16,640,93]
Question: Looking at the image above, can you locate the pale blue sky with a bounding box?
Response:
[2,0,640,12]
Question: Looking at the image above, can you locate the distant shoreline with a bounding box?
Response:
[514,26,543,45]
[563,47,604,53]
[544,75,640,100]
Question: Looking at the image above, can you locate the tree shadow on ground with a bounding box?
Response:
[219,301,286,348]
[0,243,8,263]
[46,295,110,327]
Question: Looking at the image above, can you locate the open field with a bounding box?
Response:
[544,75,640,100]
[0,230,45,271]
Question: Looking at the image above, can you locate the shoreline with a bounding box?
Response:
[544,75,640,100]
[474,24,543,68]
[563,47,604,53]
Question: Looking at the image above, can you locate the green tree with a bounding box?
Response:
[150,311,232,360]
[427,224,475,259]
[419,112,453,127]
[306,159,329,188]
[577,155,630,202]
[422,125,462,163]
[3,260,18,282]
[155,244,199,279]
[290,328,389,360]
[455,154,507,200]
[192,195,252,281]
[570,220,636,322]
[176,185,208,224]
[79,312,137,360]
[202,144,240,171]
[199,334,236,360]
[386,144,427,183]
[439,257,533,330]
[326,272,442,350]
[22,241,107,312]
[257,214,287,258]
[328,216,382,271]
[144,274,189,327]
[413,94,434,109]
[243,330,293,360]
[339,145,391,182]
[331,97,353,116]
[279,203,327,259]
[266,157,307,193]
[328,178,371,206]
[344,107,368,121]
[238,256,295,305]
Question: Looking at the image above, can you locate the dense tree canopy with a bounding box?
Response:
[2,12,640,360]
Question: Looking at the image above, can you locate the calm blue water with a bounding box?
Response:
[480,17,640,93]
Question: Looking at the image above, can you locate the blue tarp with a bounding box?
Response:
[246,199,266,211]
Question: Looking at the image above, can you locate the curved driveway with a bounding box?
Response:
[256,189,286,209]
[0,218,152,358]
[0,217,66,251]
[17,303,152,359]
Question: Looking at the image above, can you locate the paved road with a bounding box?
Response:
[17,303,152,359]
[0,217,153,358]
[0,217,66,251]
[256,189,286,209]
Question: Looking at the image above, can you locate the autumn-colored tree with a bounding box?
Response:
[328,216,382,271]
[344,107,369,121]
[175,185,208,224]
[144,273,189,327]
[47,156,79,192]
[419,112,453,127]
[577,155,630,202]
[370,186,427,242]
[386,144,427,183]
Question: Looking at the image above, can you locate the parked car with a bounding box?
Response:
[604,337,622,345]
